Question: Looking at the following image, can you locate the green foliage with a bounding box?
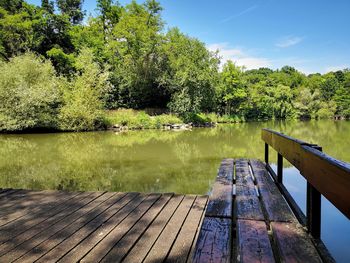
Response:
[0,53,60,131]
[320,73,340,100]
[104,109,182,129]
[162,28,219,115]
[47,47,75,75]
[57,0,84,24]
[0,0,349,133]
[218,61,247,115]
[58,48,110,131]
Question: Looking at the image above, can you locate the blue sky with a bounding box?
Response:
[28,0,350,74]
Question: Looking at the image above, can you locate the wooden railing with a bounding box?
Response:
[262,128,350,239]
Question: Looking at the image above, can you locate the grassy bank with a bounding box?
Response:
[103,109,245,130]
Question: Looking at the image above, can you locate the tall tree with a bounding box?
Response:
[41,0,54,13]
[0,0,23,14]
[96,0,121,42]
[57,0,84,24]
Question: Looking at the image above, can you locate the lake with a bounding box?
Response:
[0,120,349,262]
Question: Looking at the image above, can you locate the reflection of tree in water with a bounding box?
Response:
[0,120,349,194]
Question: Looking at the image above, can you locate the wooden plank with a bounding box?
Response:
[0,193,125,257]
[235,159,264,221]
[271,222,322,263]
[166,196,208,263]
[265,163,307,226]
[0,191,113,262]
[0,189,23,200]
[57,192,140,263]
[122,195,184,263]
[236,219,275,263]
[262,128,350,219]
[0,192,82,237]
[80,194,160,262]
[301,145,350,219]
[34,192,131,262]
[192,217,231,263]
[250,160,297,223]
[142,195,196,263]
[0,190,67,213]
[0,190,77,227]
[261,129,306,169]
[100,194,174,263]
[205,158,233,218]
[0,192,93,252]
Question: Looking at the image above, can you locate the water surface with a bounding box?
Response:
[0,120,349,262]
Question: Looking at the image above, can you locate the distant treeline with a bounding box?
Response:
[0,0,349,131]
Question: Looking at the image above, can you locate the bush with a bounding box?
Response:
[59,48,110,131]
[0,53,61,131]
[104,109,182,129]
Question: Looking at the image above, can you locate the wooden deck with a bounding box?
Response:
[0,189,207,262]
[192,159,329,263]
[0,158,335,263]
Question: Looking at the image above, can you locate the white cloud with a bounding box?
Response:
[275,36,303,48]
[207,43,271,70]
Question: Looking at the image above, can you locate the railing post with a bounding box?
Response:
[306,145,322,239]
[277,153,283,183]
[265,143,269,164]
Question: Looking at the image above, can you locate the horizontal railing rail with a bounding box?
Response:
[262,128,350,240]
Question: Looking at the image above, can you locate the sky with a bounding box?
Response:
[28,0,350,74]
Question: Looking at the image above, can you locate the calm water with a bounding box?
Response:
[0,120,349,262]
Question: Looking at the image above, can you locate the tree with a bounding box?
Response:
[41,0,54,13]
[105,0,165,109]
[0,0,23,14]
[294,88,321,119]
[218,61,247,115]
[59,48,110,131]
[0,53,61,131]
[162,28,219,115]
[96,0,121,42]
[57,0,84,24]
[320,74,340,101]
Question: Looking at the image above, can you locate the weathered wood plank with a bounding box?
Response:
[301,145,350,219]
[205,158,233,218]
[250,160,297,223]
[0,190,69,214]
[262,128,350,219]
[100,194,173,263]
[236,219,275,263]
[192,217,231,263]
[143,195,196,263]
[35,192,131,262]
[0,191,113,262]
[80,194,160,262]
[0,192,94,254]
[235,159,264,221]
[0,192,78,229]
[122,195,184,263]
[271,222,322,263]
[0,191,82,233]
[166,196,208,263]
[57,192,139,263]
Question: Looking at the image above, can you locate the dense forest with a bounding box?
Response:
[0,0,349,131]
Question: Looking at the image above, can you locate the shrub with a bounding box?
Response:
[59,48,110,131]
[104,110,182,129]
[0,53,61,131]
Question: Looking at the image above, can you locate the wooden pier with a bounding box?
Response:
[0,189,207,262]
[193,158,325,263]
[1,129,349,262]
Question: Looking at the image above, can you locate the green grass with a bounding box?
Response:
[104,110,246,130]
[104,109,182,129]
